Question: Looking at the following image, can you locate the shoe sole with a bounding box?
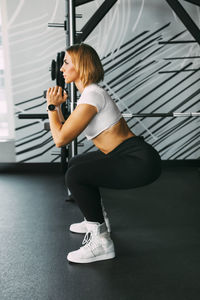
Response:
[69,229,86,234]
[67,252,115,263]
[69,227,111,234]
[69,225,111,234]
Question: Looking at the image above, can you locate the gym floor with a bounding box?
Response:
[0,163,200,300]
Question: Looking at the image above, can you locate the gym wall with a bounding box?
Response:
[5,0,200,162]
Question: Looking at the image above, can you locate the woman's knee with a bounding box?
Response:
[68,153,87,169]
[68,155,78,169]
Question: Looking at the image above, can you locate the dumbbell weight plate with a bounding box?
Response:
[56,52,65,88]
[59,51,65,88]
[51,59,56,81]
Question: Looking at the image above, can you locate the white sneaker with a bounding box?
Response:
[67,222,115,263]
[70,214,111,233]
[69,218,88,234]
[69,200,111,233]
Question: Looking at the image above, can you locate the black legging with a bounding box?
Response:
[65,136,161,224]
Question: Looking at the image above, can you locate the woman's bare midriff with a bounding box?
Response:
[92,117,135,154]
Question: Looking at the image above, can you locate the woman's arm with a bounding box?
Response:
[57,105,65,123]
[47,86,97,147]
[48,104,97,147]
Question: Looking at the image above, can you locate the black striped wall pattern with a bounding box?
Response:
[79,0,200,160]
[7,0,199,162]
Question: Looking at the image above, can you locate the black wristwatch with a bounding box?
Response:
[47,104,56,111]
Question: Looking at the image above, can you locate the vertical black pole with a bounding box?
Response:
[67,0,77,156]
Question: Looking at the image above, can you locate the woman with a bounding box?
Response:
[47,43,161,264]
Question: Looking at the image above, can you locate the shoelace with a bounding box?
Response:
[82,231,92,245]
[82,231,99,250]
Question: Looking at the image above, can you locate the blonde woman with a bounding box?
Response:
[47,43,161,264]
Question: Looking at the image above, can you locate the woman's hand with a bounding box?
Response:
[47,86,67,106]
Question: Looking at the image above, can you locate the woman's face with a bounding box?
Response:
[60,52,80,84]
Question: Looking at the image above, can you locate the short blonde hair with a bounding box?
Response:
[66,43,104,87]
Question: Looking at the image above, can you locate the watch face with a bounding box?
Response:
[48,104,56,111]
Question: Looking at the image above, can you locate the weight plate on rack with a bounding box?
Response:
[56,52,65,88]
[51,59,56,80]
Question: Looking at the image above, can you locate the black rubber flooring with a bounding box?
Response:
[0,164,200,300]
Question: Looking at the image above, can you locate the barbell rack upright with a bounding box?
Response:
[67,0,77,157]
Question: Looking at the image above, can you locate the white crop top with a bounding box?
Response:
[77,84,122,140]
